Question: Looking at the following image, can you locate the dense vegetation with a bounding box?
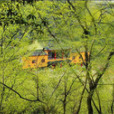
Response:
[0,0,114,114]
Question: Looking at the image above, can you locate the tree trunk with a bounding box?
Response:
[63,98,66,114]
[87,92,93,114]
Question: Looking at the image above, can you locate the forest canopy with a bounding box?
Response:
[0,0,114,114]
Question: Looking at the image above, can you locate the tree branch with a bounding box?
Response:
[85,0,97,34]
[0,81,45,104]
[94,51,114,87]
[50,73,65,99]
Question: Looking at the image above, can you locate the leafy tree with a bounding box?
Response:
[0,1,45,113]
[35,0,114,113]
[0,0,113,114]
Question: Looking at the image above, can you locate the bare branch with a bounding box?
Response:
[76,48,86,66]
[75,76,87,114]
[85,0,97,34]
[50,73,65,99]
[89,40,95,63]
[95,45,106,57]
[95,89,102,113]
[67,0,86,32]
[0,81,45,104]
[94,52,114,87]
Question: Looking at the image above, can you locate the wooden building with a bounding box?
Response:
[22,47,86,69]
[22,50,48,69]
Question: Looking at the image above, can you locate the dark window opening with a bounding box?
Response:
[48,50,70,59]
[48,51,55,59]
[52,52,55,58]
[32,60,36,63]
[41,59,45,63]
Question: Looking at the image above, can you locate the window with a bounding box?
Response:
[48,51,55,59]
[32,60,36,63]
[41,59,45,63]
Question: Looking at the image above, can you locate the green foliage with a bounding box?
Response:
[0,1,114,114]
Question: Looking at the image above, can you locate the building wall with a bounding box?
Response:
[22,55,48,69]
[70,52,86,64]
[22,51,88,69]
